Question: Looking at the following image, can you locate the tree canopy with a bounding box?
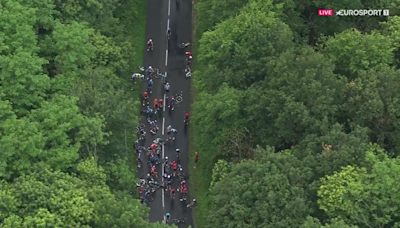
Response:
[192,0,400,227]
[0,0,168,226]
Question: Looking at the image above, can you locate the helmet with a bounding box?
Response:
[165,156,168,160]
[147,174,150,176]
[168,175,171,178]
[182,180,186,184]
[189,56,192,59]
[176,149,180,152]
[154,99,157,101]
[149,39,152,42]
[180,168,183,171]
[193,199,196,202]
[154,120,157,123]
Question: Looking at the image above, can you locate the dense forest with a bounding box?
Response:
[0,0,172,227]
[191,0,400,227]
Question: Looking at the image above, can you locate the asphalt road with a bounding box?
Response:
[138,0,193,226]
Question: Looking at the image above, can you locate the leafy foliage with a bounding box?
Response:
[192,0,400,227]
[0,0,152,225]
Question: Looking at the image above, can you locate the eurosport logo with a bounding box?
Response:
[318,9,389,16]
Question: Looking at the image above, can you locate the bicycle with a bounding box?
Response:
[175,92,183,104]
[136,179,146,187]
[187,201,197,208]
[186,70,191,78]
[147,68,160,80]
[154,71,163,79]
[178,42,192,48]
[172,217,186,224]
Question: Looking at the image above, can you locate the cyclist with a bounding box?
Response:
[165,82,170,93]
[146,106,153,117]
[171,128,178,140]
[185,51,192,56]
[146,66,153,79]
[166,175,172,190]
[150,120,157,134]
[131,73,141,84]
[159,98,163,109]
[162,172,168,190]
[187,199,197,208]
[139,129,146,141]
[177,164,182,175]
[142,91,149,106]
[170,188,175,200]
[172,161,178,177]
[151,165,158,178]
[186,56,192,72]
[162,72,167,84]
[169,95,175,110]
[137,152,142,167]
[184,113,189,124]
[167,125,172,140]
[181,186,187,201]
[147,39,153,51]
[146,173,152,182]
[133,140,139,151]
[148,79,153,94]
[176,149,181,160]
[166,28,171,39]
[178,167,184,180]
[179,180,186,192]
[165,213,170,223]
[153,99,159,110]
[152,142,159,151]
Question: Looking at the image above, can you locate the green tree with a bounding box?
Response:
[197,1,294,92]
[0,160,172,228]
[0,0,49,115]
[293,123,370,180]
[207,147,311,228]
[323,29,394,77]
[301,217,358,228]
[192,83,246,159]
[209,159,231,190]
[318,145,400,227]
[51,21,95,76]
[0,170,96,227]
[244,47,347,148]
[340,66,400,154]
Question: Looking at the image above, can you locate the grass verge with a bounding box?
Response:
[188,1,214,228]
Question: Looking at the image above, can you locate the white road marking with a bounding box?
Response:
[163,94,166,112]
[161,143,165,208]
[167,18,170,31]
[165,49,168,66]
[168,0,171,16]
[162,117,165,135]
